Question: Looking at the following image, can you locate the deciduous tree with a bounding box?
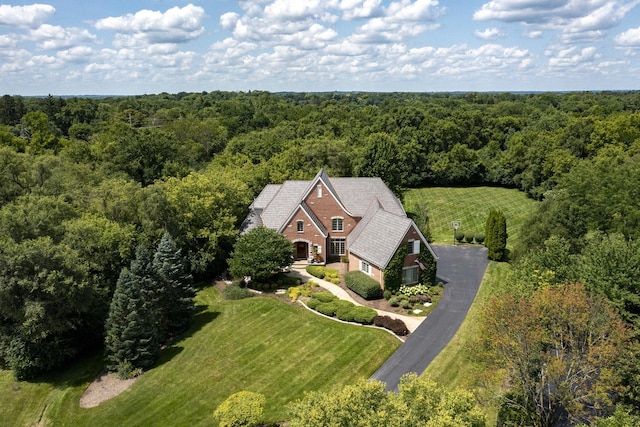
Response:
[228,227,293,282]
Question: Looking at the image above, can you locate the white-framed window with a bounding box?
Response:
[360,260,371,275]
[317,184,322,198]
[297,220,304,232]
[402,266,420,285]
[330,238,346,256]
[407,239,420,255]
[332,217,344,232]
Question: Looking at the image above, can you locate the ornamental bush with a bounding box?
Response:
[399,284,430,297]
[345,271,383,300]
[374,315,410,336]
[306,265,326,279]
[465,232,474,243]
[455,231,465,243]
[305,298,320,310]
[213,390,265,427]
[352,306,378,324]
[336,305,356,322]
[311,291,337,303]
[316,302,338,316]
[475,232,485,244]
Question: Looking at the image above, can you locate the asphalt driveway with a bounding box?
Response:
[370,244,490,391]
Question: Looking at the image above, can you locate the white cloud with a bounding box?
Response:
[615,26,640,47]
[29,24,97,50]
[475,27,506,40]
[385,0,443,22]
[0,4,55,28]
[548,46,599,68]
[474,0,640,42]
[263,0,337,21]
[57,46,94,63]
[339,0,382,20]
[95,4,205,45]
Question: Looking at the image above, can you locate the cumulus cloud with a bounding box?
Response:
[339,0,383,20]
[29,24,97,50]
[475,27,506,40]
[615,26,640,47]
[474,0,640,42]
[0,4,55,28]
[95,4,205,44]
[547,46,600,68]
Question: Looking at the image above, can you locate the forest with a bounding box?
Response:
[0,90,639,424]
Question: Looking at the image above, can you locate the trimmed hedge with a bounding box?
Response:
[311,291,337,303]
[316,302,338,316]
[352,306,377,324]
[306,298,320,310]
[336,306,356,322]
[374,315,409,336]
[345,271,383,300]
[306,265,326,279]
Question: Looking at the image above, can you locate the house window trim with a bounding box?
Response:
[297,220,304,233]
[330,238,346,256]
[317,184,322,198]
[402,266,420,285]
[331,216,344,232]
[360,260,372,276]
[407,239,420,255]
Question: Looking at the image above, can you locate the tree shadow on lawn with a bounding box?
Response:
[153,308,220,369]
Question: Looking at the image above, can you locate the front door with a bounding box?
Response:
[295,242,308,260]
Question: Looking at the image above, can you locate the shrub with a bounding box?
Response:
[475,232,485,244]
[465,232,474,244]
[223,283,254,300]
[213,390,265,427]
[345,271,383,300]
[340,256,349,263]
[324,268,339,279]
[336,306,356,322]
[311,291,337,303]
[352,306,377,324]
[455,231,465,243]
[383,290,392,300]
[389,297,400,307]
[374,315,409,336]
[306,265,326,279]
[412,294,432,304]
[329,277,341,285]
[316,302,338,316]
[402,300,413,309]
[288,286,301,302]
[305,298,320,310]
[399,284,430,297]
[275,273,301,288]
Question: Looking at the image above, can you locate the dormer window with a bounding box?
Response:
[317,185,322,198]
[332,217,344,232]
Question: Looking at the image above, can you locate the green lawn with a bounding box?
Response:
[405,186,537,247]
[0,288,399,426]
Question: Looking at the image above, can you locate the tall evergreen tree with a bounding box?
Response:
[485,209,508,261]
[152,232,195,334]
[104,266,159,378]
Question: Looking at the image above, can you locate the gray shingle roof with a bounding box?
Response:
[260,181,309,229]
[331,177,405,217]
[251,184,282,210]
[348,209,413,270]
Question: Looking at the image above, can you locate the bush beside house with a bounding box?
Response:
[345,271,383,300]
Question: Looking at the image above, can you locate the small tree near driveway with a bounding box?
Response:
[228,226,293,282]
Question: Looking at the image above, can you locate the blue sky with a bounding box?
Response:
[2,1,640,95]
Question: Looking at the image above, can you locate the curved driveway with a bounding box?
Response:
[370,245,489,391]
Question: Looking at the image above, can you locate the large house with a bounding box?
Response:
[241,169,437,289]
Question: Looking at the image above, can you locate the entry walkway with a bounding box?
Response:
[289,268,425,333]
[370,245,490,391]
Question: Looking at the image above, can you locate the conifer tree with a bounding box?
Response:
[485,209,508,261]
[152,232,195,334]
[104,266,159,378]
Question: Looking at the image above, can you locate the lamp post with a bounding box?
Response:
[451,221,461,246]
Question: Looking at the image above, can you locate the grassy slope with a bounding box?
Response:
[405,186,536,246]
[0,288,399,426]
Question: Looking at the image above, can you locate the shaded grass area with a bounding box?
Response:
[0,288,399,426]
[405,186,536,247]
[424,256,513,425]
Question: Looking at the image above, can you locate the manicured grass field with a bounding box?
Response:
[405,186,537,247]
[0,288,399,426]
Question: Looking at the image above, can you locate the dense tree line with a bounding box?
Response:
[0,88,639,424]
